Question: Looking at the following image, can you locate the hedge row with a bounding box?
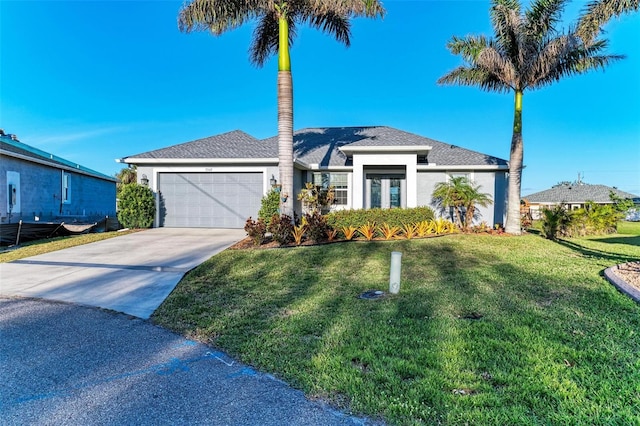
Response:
[326,207,435,230]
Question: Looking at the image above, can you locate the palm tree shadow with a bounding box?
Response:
[555,238,640,264]
[291,127,372,167]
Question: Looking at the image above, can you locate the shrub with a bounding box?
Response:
[541,205,572,240]
[326,207,434,230]
[297,183,335,214]
[117,183,155,229]
[268,214,294,245]
[244,217,267,246]
[342,226,358,240]
[258,190,280,225]
[292,224,306,246]
[326,228,339,241]
[380,223,400,240]
[358,222,377,241]
[416,220,435,237]
[401,223,418,239]
[304,211,329,244]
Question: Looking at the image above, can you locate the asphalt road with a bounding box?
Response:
[1,297,375,426]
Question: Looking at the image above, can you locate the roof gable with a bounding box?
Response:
[125,130,275,160]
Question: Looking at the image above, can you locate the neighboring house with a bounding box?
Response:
[523,183,640,219]
[121,126,509,229]
[0,131,117,224]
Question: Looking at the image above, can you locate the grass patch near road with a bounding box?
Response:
[153,234,640,425]
[0,230,137,263]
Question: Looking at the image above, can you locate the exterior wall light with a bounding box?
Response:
[141,174,149,186]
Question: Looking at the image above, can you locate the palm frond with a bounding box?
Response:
[531,38,624,88]
[524,0,568,39]
[490,0,525,68]
[306,0,385,18]
[178,0,263,34]
[305,11,352,46]
[438,66,512,93]
[447,35,491,62]
[249,10,282,67]
[476,46,518,87]
[577,0,639,44]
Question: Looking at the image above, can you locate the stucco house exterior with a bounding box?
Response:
[523,183,640,219]
[0,131,117,224]
[121,126,509,229]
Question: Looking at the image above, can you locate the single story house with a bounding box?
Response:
[121,126,509,229]
[0,130,117,224]
[523,183,640,219]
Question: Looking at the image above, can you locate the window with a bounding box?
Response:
[313,172,348,206]
[62,172,71,204]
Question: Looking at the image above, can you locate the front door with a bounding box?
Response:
[367,174,406,209]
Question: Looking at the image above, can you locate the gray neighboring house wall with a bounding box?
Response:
[0,132,117,224]
[524,183,640,219]
[122,126,509,229]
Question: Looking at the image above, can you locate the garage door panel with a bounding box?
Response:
[158,172,262,228]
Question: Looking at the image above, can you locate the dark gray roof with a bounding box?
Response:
[125,126,508,168]
[1,136,115,181]
[269,126,508,167]
[525,184,639,204]
[125,130,276,159]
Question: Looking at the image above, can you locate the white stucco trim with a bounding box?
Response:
[352,153,418,209]
[418,164,508,171]
[340,145,432,155]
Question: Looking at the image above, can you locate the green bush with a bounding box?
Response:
[540,205,572,240]
[326,207,435,230]
[258,190,280,225]
[117,183,155,229]
[568,202,622,236]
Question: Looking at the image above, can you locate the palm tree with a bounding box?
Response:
[437,0,622,235]
[462,183,493,230]
[178,0,385,218]
[432,176,493,231]
[115,166,137,196]
[577,0,639,44]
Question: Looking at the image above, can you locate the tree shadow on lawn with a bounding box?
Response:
[587,235,640,247]
[555,238,640,265]
[153,237,640,424]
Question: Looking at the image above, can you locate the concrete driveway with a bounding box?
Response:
[0,228,246,318]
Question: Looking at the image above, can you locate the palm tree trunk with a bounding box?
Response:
[506,90,524,235]
[277,11,294,219]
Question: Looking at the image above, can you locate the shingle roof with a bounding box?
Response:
[125,126,508,168]
[266,126,507,167]
[0,136,115,181]
[524,184,640,204]
[125,130,275,159]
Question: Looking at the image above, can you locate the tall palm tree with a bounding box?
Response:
[178,0,385,218]
[437,0,622,235]
[577,0,639,44]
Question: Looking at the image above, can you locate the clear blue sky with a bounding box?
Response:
[2,0,639,195]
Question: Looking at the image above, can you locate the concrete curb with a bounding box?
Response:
[603,265,640,303]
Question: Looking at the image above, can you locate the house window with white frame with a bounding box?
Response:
[313,172,348,206]
[62,172,71,204]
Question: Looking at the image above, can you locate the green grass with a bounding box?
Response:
[0,230,137,263]
[618,220,640,235]
[153,234,640,425]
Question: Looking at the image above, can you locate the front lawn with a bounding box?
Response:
[153,234,640,425]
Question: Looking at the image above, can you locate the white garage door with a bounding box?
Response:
[158,172,263,228]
